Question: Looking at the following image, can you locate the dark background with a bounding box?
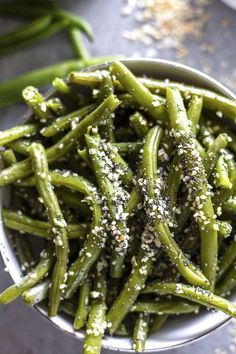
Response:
[0,1,236,353]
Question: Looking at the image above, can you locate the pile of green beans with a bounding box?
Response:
[1,61,236,353]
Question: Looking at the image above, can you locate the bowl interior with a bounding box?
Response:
[0,59,236,353]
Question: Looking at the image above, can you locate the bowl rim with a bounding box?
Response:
[1,57,236,353]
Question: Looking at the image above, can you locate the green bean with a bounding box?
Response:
[216,155,232,189]
[110,61,167,123]
[118,93,141,109]
[141,281,236,317]
[69,70,236,120]
[41,103,96,137]
[150,315,168,334]
[85,134,129,278]
[15,236,36,273]
[124,186,141,215]
[203,133,229,177]
[0,243,54,304]
[106,240,153,334]
[60,299,77,317]
[1,149,17,167]
[107,126,206,334]
[187,95,203,135]
[98,74,115,141]
[167,87,217,287]
[133,313,149,352]
[131,300,199,314]
[23,86,54,122]
[0,94,120,187]
[0,124,38,146]
[129,112,149,138]
[165,154,182,214]
[54,9,93,41]
[218,220,232,239]
[218,239,236,281]
[112,142,142,156]
[0,19,66,56]
[213,169,236,212]
[141,126,208,288]
[47,98,67,116]
[0,57,118,108]
[29,143,69,317]
[52,77,78,102]
[216,264,236,296]
[22,279,49,306]
[68,28,90,60]
[223,198,236,214]
[108,143,133,186]
[176,132,229,234]
[7,139,31,156]
[78,148,92,168]
[74,278,91,330]
[0,15,52,46]
[0,3,53,18]
[137,77,236,122]
[48,171,104,299]
[84,263,107,354]
[2,209,89,240]
[114,323,130,337]
[68,71,106,88]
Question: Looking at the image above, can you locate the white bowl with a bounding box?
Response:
[221,0,236,10]
[0,58,236,352]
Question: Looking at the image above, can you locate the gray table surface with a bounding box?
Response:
[0,1,236,353]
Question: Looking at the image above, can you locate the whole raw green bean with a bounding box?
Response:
[54,9,93,41]
[0,19,66,56]
[68,28,89,60]
[0,15,52,46]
